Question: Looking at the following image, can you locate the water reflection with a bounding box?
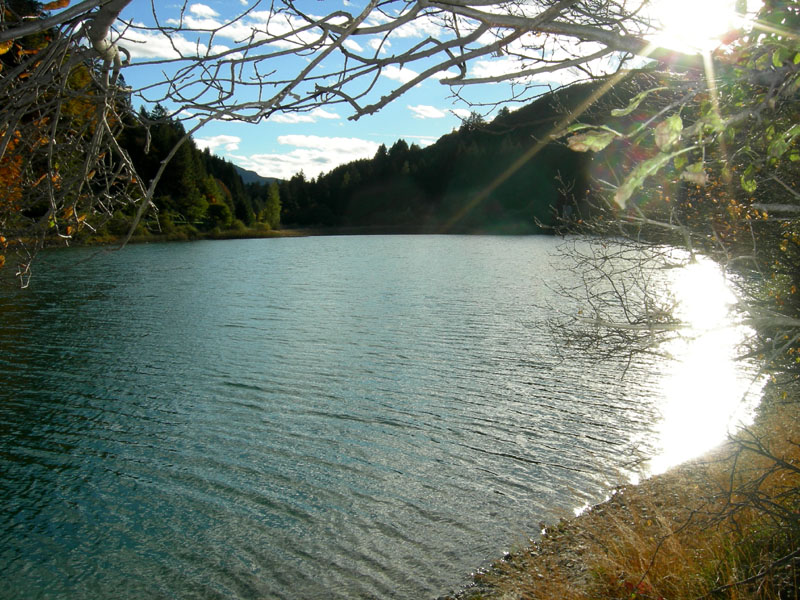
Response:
[0,238,771,599]
[649,258,764,474]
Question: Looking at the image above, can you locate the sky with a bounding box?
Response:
[113,0,759,181]
[115,1,515,181]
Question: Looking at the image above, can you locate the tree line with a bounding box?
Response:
[277,82,616,233]
[113,81,616,238]
[104,105,281,239]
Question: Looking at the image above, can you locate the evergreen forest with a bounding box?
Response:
[114,82,618,239]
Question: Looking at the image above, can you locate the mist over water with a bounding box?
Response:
[0,236,758,599]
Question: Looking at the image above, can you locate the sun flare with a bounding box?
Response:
[648,259,764,475]
[647,0,763,53]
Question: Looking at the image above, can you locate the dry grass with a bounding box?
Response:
[453,386,800,600]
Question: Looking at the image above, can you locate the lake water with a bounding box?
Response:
[0,236,760,599]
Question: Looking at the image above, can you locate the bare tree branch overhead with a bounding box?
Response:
[0,0,692,282]
[1,1,685,126]
[113,0,671,122]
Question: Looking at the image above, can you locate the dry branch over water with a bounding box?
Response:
[446,384,800,600]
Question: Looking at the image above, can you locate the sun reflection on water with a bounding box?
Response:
[647,259,764,475]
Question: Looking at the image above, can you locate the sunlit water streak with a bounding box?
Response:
[0,236,761,599]
[648,258,764,475]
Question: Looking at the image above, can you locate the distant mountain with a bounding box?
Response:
[234,165,281,186]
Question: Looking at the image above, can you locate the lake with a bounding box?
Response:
[0,235,760,599]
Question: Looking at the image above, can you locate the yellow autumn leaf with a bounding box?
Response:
[42,0,70,10]
[0,255,5,269]
[0,41,12,56]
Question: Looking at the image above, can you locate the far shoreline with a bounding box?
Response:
[63,221,551,248]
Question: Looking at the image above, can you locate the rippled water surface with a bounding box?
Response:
[0,236,755,599]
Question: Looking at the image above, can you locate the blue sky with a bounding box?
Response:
[113,0,755,181]
[115,1,530,181]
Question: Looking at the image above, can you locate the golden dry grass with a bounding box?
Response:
[453,386,800,600]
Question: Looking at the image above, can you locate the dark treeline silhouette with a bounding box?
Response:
[275,81,615,233]
[117,79,637,237]
[117,105,281,236]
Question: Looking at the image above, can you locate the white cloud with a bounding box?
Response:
[470,57,526,81]
[381,65,418,83]
[166,15,221,30]
[433,69,459,80]
[236,11,321,50]
[195,134,241,152]
[403,135,438,147]
[143,10,318,54]
[408,104,446,119]
[120,29,203,59]
[368,37,389,51]
[118,23,235,59]
[189,3,219,18]
[364,11,442,39]
[450,108,472,120]
[391,16,443,39]
[231,135,380,180]
[126,7,372,61]
[343,38,363,52]
[270,108,341,124]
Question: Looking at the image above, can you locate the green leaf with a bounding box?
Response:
[674,153,688,172]
[793,52,800,65]
[701,111,725,134]
[784,123,800,141]
[566,130,618,153]
[555,123,621,139]
[654,114,683,150]
[613,152,676,208]
[681,162,708,185]
[741,165,757,194]
[610,87,668,117]
[565,123,592,134]
[769,138,789,159]
[790,151,800,162]
[773,48,787,67]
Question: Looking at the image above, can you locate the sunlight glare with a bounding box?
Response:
[648,259,763,475]
[647,0,763,53]
[671,259,737,329]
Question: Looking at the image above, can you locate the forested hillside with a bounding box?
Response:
[276,82,612,233]
[116,80,621,238]
[112,105,281,238]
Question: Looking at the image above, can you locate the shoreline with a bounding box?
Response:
[441,383,799,599]
[56,223,548,249]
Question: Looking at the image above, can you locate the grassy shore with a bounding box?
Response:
[446,383,800,600]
